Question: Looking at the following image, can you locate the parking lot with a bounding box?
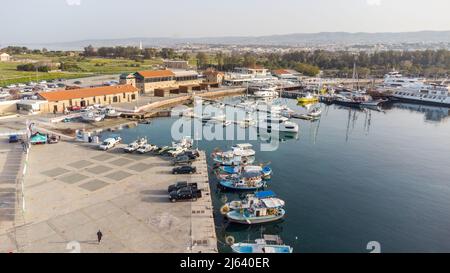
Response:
[0,141,216,253]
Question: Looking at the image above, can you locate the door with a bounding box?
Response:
[80,100,86,108]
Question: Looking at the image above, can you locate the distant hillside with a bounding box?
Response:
[13,31,450,50]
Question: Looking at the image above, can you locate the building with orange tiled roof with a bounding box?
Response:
[203,68,225,84]
[120,69,201,96]
[38,84,139,113]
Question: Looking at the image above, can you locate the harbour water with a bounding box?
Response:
[100,98,450,253]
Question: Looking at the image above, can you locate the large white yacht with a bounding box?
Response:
[378,70,424,92]
[392,83,450,107]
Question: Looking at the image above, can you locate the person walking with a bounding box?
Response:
[97,230,103,244]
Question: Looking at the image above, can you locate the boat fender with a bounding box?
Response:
[225,236,235,246]
[220,205,230,215]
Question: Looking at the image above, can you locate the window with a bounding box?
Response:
[123,93,126,98]
[131,94,136,100]
[104,95,107,102]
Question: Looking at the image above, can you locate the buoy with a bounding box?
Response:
[225,235,235,245]
[220,205,230,215]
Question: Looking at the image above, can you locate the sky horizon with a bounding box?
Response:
[2,0,450,44]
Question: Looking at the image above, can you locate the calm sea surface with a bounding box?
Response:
[100,98,450,253]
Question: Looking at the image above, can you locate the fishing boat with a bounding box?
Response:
[219,175,266,191]
[226,207,285,224]
[231,235,293,253]
[297,92,319,103]
[221,190,284,212]
[218,165,272,180]
[213,154,255,166]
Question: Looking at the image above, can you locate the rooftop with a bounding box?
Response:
[39,85,138,102]
[136,70,176,78]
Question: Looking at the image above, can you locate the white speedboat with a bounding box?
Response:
[172,136,193,149]
[124,137,147,153]
[252,86,279,99]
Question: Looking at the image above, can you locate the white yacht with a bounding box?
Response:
[378,70,424,92]
[392,83,450,107]
[251,85,279,99]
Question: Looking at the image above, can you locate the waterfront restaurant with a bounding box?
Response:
[126,69,201,96]
[38,85,139,113]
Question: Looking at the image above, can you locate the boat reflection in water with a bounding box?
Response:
[387,102,450,123]
[257,129,299,143]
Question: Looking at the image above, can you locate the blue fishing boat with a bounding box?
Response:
[218,165,272,180]
[213,154,255,166]
[231,235,293,253]
[219,176,265,191]
[220,190,285,213]
[226,207,285,224]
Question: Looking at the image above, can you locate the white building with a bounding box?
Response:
[0,53,11,62]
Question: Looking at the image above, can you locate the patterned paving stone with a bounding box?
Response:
[68,160,92,169]
[59,173,89,184]
[41,168,70,177]
[104,171,133,182]
[128,163,150,172]
[85,165,112,175]
[79,180,109,192]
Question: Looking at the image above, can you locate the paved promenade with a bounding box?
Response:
[0,141,217,253]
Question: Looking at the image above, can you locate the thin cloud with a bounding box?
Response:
[66,0,82,6]
[366,0,382,6]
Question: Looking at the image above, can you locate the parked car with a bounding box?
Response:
[69,105,81,111]
[73,81,82,85]
[172,165,197,174]
[172,155,193,166]
[98,137,122,151]
[8,135,20,143]
[169,187,202,202]
[167,181,198,193]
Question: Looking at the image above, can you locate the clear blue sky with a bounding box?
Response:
[1,0,450,44]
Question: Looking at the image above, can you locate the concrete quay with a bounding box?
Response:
[0,141,217,253]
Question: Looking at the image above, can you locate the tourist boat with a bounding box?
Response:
[297,92,319,103]
[251,85,279,99]
[221,190,284,212]
[124,138,147,153]
[212,143,256,159]
[391,83,450,107]
[256,116,299,133]
[307,107,322,118]
[219,175,266,191]
[231,235,293,253]
[226,207,285,224]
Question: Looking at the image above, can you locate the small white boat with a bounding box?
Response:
[81,111,105,122]
[307,107,322,118]
[105,108,122,118]
[256,116,299,133]
[137,143,157,154]
[172,136,193,149]
[124,138,147,153]
[231,235,293,253]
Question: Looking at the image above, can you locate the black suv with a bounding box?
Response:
[172,165,197,174]
[168,181,198,193]
[169,187,202,202]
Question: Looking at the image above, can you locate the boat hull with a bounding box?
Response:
[219,180,265,191]
[391,96,450,108]
[226,209,285,224]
